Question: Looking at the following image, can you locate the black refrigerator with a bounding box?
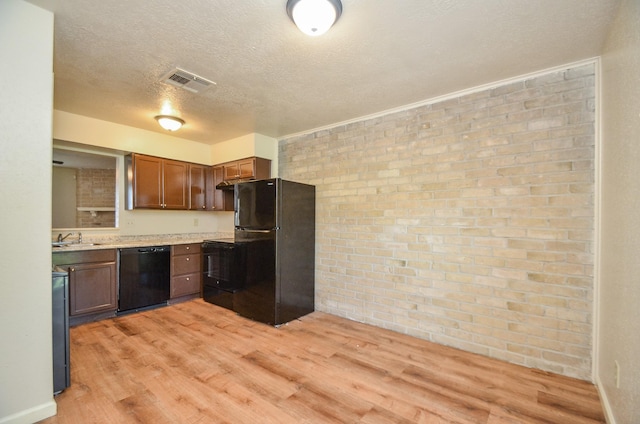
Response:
[234,178,315,325]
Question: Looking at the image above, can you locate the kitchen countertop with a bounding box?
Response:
[52,233,234,252]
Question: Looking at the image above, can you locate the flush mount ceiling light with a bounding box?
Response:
[286,0,342,36]
[154,115,185,131]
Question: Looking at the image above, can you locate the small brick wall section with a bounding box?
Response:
[76,168,116,228]
[279,63,595,380]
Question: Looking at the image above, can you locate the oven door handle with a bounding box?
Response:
[235,228,278,233]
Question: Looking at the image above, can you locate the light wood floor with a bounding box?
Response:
[41,299,605,423]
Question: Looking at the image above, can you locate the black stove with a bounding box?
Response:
[203,238,235,244]
[202,238,245,309]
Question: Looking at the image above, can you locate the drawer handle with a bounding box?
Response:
[186,257,190,261]
[186,246,190,250]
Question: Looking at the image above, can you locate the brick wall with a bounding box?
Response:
[279,63,595,379]
[76,168,116,228]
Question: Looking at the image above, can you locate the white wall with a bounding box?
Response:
[54,111,213,164]
[598,0,640,423]
[209,132,279,173]
[0,1,57,422]
[52,167,77,228]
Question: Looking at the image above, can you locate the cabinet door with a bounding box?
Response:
[206,166,230,211]
[223,163,240,180]
[205,167,215,211]
[189,164,207,210]
[68,261,117,316]
[254,157,271,180]
[133,155,162,208]
[163,159,188,209]
[237,158,255,179]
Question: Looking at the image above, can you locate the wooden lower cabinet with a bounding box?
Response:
[170,243,202,299]
[69,261,117,315]
[53,249,117,322]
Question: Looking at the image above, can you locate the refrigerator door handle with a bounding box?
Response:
[234,197,240,227]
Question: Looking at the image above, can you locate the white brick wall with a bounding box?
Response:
[279,63,595,379]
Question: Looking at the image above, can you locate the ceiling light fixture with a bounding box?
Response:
[154,115,185,131]
[286,0,342,37]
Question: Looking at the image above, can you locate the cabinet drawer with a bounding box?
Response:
[172,253,201,275]
[171,273,201,298]
[173,243,201,256]
[53,248,117,266]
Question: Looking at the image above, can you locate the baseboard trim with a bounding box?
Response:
[0,400,57,424]
[595,377,617,424]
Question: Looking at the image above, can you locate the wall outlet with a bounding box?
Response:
[614,360,620,388]
[193,218,199,227]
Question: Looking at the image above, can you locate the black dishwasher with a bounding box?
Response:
[118,246,170,314]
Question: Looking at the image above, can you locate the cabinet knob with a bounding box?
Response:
[186,257,190,261]
[69,267,75,272]
[186,277,190,281]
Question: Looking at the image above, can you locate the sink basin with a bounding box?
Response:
[52,242,102,248]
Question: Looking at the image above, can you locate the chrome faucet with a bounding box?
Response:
[57,233,73,242]
[56,232,83,244]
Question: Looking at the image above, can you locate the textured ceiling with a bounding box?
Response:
[27,0,620,145]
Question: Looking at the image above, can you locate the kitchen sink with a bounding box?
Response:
[52,242,102,248]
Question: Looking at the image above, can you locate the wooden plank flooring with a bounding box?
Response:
[40,299,605,423]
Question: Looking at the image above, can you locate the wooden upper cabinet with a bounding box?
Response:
[189,164,207,210]
[132,154,163,208]
[223,162,241,180]
[222,157,271,182]
[126,154,270,212]
[129,154,188,210]
[216,158,270,212]
[239,158,258,178]
[163,159,188,209]
[206,166,228,211]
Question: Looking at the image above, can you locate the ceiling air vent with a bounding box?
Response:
[161,68,216,93]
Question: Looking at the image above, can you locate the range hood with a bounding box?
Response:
[215,178,255,191]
